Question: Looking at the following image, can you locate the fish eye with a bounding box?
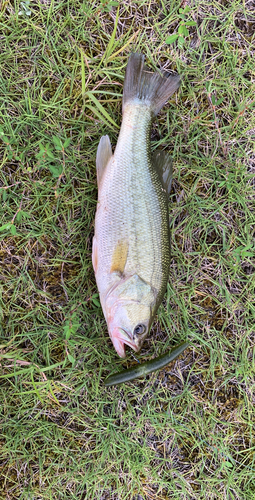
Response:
[133,324,146,336]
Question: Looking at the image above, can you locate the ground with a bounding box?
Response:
[0,0,254,499]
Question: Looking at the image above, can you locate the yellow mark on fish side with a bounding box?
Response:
[110,240,128,274]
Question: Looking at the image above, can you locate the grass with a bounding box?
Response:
[0,0,254,498]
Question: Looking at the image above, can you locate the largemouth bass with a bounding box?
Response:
[92,53,180,358]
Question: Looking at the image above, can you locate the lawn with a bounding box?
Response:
[0,0,254,499]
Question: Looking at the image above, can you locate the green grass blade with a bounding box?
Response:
[86,91,119,129]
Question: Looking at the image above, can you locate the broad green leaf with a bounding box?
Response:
[48,165,62,177]
[182,25,189,36]
[243,252,254,258]
[64,324,72,340]
[16,211,22,222]
[1,135,10,143]
[10,224,17,235]
[21,211,31,219]
[67,353,75,364]
[64,313,80,339]
[0,223,11,232]
[205,81,212,92]
[46,150,55,159]
[36,151,44,159]
[185,21,197,26]
[165,34,179,44]
[242,244,254,251]
[92,298,101,307]
[52,136,62,148]
[64,138,72,148]
[216,97,225,106]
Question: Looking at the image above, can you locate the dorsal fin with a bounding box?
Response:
[96,135,112,186]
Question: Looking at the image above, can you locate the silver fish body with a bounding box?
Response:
[92,54,180,357]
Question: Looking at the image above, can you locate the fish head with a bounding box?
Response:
[108,301,152,358]
[104,274,156,358]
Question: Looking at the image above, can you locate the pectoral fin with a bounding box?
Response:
[152,150,173,196]
[96,135,112,186]
[110,240,128,275]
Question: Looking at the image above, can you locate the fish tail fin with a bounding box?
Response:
[123,53,181,116]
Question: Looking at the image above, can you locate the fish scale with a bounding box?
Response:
[92,53,180,357]
[96,105,167,302]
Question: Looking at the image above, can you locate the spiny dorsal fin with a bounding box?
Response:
[152,150,173,196]
[96,135,112,186]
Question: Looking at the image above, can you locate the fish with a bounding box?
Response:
[92,53,181,358]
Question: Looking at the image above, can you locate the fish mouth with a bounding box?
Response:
[110,327,139,358]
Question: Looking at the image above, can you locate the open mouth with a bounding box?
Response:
[110,327,139,358]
